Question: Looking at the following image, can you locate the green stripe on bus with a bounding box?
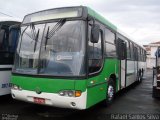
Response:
[11,76,81,93]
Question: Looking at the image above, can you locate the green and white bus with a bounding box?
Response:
[11,6,146,109]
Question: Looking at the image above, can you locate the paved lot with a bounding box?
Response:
[0,69,160,120]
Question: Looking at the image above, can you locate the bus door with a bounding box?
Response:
[117,39,127,89]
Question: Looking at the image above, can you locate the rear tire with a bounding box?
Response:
[138,70,142,83]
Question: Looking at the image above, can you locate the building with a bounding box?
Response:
[143,41,160,68]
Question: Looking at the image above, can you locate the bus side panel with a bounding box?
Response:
[0,70,12,96]
[87,84,106,108]
[74,80,87,92]
[86,58,119,108]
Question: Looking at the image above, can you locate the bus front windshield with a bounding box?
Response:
[14,20,86,76]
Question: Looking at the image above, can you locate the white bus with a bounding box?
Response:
[0,17,20,96]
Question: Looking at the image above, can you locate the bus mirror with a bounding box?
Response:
[91,24,100,43]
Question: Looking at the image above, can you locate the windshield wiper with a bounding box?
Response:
[18,26,29,53]
[20,24,40,52]
[44,19,66,50]
[30,24,40,52]
[21,23,38,42]
[45,27,50,50]
[21,25,35,42]
[21,26,29,38]
[34,29,39,52]
[30,23,36,40]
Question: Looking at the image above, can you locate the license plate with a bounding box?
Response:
[34,97,45,104]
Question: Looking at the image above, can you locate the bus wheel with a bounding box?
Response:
[102,79,115,106]
[138,70,142,83]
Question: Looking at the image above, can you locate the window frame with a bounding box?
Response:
[87,22,104,76]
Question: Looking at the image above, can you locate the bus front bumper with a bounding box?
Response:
[11,89,87,110]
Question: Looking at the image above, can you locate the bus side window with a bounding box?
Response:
[134,46,138,61]
[0,29,5,50]
[88,25,103,74]
[130,42,134,60]
[9,26,20,53]
[0,28,14,64]
[142,49,144,61]
[144,50,146,62]
[143,50,145,62]
[137,47,140,61]
[140,48,142,61]
[126,41,131,59]
[105,28,116,57]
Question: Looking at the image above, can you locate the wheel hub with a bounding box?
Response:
[108,85,114,101]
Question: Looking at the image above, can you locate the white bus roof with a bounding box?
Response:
[0,17,21,22]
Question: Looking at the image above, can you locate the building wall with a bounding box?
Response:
[150,46,157,58]
[144,44,160,69]
[147,57,155,68]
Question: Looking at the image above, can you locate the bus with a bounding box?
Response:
[153,47,160,98]
[0,17,20,96]
[11,6,146,109]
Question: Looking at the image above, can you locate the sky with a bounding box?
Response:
[0,0,160,46]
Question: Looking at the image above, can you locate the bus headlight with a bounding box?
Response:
[12,84,18,90]
[59,91,66,96]
[68,91,74,97]
[11,84,22,91]
[59,90,81,97]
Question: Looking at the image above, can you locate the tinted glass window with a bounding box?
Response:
[130,42,134,60]
[138,47,140,61]
[126,41,131,59]
[14,20,86,76]
[39,21,85,76]
[142,50,145,62]
[105,43,116,57]
[105,29,115,44]
[104,29,116,57]
[0,28,14,64]
[140,49,143,61]
[134,46,138,61]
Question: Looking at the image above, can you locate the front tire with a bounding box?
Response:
[102,79,116,106]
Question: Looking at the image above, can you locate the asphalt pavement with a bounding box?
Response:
[0,69,160,120]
